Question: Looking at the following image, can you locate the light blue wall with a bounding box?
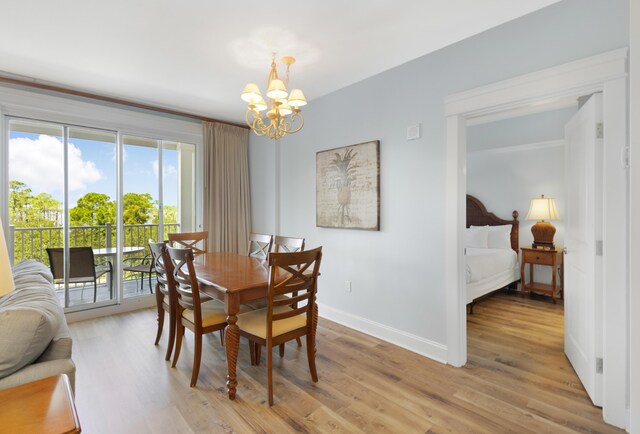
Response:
[467,106,577,152]
[248,0,629,351]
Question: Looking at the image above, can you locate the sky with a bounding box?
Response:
[9,131,180,210]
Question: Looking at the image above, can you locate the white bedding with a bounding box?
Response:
[465,248,519,304]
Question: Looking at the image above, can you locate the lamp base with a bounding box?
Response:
[531,221,556,249]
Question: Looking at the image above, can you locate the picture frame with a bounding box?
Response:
[316,140,380,230]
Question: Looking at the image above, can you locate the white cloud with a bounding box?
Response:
[9,135,102,194]
[152,160,177,178]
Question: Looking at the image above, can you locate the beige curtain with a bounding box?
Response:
[203,121,251,254]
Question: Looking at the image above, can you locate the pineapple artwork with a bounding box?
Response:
[316,141,380,230]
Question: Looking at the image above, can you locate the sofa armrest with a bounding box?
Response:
[37,336,73,363]
[0,359,76,392]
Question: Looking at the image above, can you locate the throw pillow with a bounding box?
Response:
[0,308,58,378]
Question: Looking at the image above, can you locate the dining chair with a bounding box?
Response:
[46,247,113,303]
[236,246,322,406]
[167,247,252,387]
[168,231,208,256]
[149,241,177,361]
[273,235,305,253]
[248,233,273,259]
[273,235,306,351]
[122,244,154,293]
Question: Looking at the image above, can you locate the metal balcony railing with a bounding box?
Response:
[9,223,181,265]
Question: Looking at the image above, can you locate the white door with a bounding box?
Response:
[564,93,603,406]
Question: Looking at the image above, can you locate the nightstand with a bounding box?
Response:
[520,247,564,303]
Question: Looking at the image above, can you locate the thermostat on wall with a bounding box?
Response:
[407,124,421,140]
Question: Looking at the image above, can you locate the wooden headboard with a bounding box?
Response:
[466,195,519,252]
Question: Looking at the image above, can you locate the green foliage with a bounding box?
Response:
[123,193,155,225]
[69,193,115,226]
[9,181,62,228]
[10,181,180,264]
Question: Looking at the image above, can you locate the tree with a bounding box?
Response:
[69,193,115,226]
[123,193,155,224]
[9,180,62,227]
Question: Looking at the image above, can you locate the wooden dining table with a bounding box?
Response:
[192,252,318,400]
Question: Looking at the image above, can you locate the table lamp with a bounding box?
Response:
[0,217,15,297]
[526,194,560,249]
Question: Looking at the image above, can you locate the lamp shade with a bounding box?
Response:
[526,195,560,221]
[288,88,307,107]
[0,218,15,297]
[277,102,293,116]
[241,83,262,104]
[266,79,288,100]
[252,98,267,112]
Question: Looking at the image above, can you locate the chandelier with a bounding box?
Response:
[241,55,307,140]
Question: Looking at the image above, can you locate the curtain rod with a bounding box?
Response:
[0,76,249,130]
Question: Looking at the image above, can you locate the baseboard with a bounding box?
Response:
[318,303,448,364]
[65,295,155,323]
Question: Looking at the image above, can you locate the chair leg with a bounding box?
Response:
[140,274,143,291]
[306,333,318,383]
[172,322,184,368]
[296,337,302,347]
[148,273,153,293]
[279,343,285,358]
[267,342,274,406]
[249,339,255,365]
[93,281,97,303]
[191,333,202,387]
[255,343,262,366]
[154,307,164,346]
[165,309,176,362]
[219,329,225,346]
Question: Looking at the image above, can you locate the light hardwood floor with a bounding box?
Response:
[68,293,622,433]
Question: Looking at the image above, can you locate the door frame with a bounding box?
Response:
[444,48,628,428]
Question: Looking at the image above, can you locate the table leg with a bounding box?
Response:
[225,296,240,400]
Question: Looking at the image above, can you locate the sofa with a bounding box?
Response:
[0,260,75,391]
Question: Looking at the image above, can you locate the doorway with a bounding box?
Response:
[444,48,628,428]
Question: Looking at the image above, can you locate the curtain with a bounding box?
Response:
[203,121,251,254]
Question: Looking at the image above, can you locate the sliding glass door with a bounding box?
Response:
[8,119,118,309]
[6,117,197,311]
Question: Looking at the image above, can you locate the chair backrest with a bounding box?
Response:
[46,247,97,280]
[167,247,204,323]
[273,235,305,253]
[266,247,322,341]
[168,231,208,256]
[248,233,273,259]
[149,241,174,298]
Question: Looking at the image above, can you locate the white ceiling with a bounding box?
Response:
[0,0,559,123]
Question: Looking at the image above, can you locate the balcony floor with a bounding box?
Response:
[54,276,155,309]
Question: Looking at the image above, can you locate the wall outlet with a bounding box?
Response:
[345,280,352,292]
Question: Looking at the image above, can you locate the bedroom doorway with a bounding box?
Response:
[444,49,628,427]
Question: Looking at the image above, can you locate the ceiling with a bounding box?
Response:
[0,0,560,123]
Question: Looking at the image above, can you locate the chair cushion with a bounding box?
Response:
[236,306,307,340]
[182,300,227,327]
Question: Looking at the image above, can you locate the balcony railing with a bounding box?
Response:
[9,223,181,266]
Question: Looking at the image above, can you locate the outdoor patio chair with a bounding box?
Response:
[123,244,154,293]
[46,247,113,303]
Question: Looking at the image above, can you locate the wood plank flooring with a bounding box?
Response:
[68,293,622,433]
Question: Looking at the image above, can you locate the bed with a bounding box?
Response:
[466,195,520,311]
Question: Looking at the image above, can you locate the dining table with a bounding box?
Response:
[192,251,318,400]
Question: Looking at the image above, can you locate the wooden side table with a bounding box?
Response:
[0,374,81,433]
[520,247,564,304]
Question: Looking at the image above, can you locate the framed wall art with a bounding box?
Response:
[316,140,380,230]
